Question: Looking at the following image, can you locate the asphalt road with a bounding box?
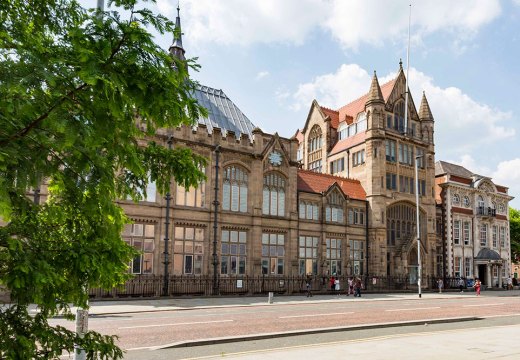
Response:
[50,293,520,353]
[123,315,520,359]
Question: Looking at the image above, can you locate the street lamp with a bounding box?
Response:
[415,154,423,298]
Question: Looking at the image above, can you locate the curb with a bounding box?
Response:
[153,316,480,350]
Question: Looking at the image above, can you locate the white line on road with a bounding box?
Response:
[385,307,440,312]
[279,312,354,319]
[118,319,233,329]
[463,303,504,307]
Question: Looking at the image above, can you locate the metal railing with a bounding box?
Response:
[88,274,476,299]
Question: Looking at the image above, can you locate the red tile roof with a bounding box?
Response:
[337,79,395,123]
[320,106,340,129]
[297,169,366,200]
[294,129,304,143]
[329,131,366,155]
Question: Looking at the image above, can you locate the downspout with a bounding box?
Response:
[365,199,369,289]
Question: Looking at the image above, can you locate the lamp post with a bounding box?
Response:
[415,154,423,298]
[163,135,173,296]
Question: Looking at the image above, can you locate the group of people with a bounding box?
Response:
[437,277,482,295]
[305,275,362,297]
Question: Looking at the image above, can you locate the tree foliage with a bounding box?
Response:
[510,207,520,263]
[0,0,206,358]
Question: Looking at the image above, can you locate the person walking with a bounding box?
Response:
[334,277,340,295]
[347,277,354,296]
[354,277,362,297]
[305,276,313,297]
[437,278,444,294]
[330,275,336,294]
[458,278,465,293]
[507,276,513,290]
[474,278,481,296]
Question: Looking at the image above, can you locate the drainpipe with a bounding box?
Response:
[212,145,221,295]
[163,135,173,296]
[365,199,369,289]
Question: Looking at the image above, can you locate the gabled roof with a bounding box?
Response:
[193,85,256,139]
[320,106,340,129]
[435,161,473,178]
[293,129,304,143]
[329,132,366,156]
[297,169,366,200]
[337,79,396,123]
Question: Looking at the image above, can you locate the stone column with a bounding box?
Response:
[498,266,502,288]
[486,263,492,288]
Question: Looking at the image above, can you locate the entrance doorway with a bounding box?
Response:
[478,264,487,283]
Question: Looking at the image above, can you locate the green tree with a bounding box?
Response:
[0,0,206,358]
[510,207,520,263]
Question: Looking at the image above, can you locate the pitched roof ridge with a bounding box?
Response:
[298,169,361,184]
[337,78,396,113]
[320,105,339,113]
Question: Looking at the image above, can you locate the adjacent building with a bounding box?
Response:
[435,161,513,288]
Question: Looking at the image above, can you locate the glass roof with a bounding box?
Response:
[193,85,256,140]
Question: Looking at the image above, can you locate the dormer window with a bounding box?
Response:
[325,191,344,223]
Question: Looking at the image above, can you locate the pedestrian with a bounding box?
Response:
[354,277,362,297]
[305,276,313,297]
[437,278,444,294]
[474,278,481,296]
[347,277,354,296]
[330,274,336,294]
[458,278,464,293]
[334,277,340,295]
[507,276,513,290]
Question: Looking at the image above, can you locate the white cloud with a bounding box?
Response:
[513,0,520,6]
[255,71,270,80]
[289,64,371,111]
[493,159,520,187]
[157,0,502,49]
[287,63,515,157]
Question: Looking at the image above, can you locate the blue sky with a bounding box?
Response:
[105,0,520,208]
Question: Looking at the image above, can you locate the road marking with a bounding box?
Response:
[279,312,354,319]
[463,303,504,307]
[118,319,233,329]
[385,307,440,312]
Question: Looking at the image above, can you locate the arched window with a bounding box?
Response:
[452,193,460,206]
[325,191,344,223]
[263,173,286,216]
[308,125,322,153]
[463,196,470,208]
[394,101,405,132]
[222,165,248,212]
[386,202,424,247]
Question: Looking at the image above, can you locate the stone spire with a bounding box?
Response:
[419,91,434,121]
[366,71,384,106]
[169,5,186,62]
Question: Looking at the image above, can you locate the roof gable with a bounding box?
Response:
[297,169,366,200]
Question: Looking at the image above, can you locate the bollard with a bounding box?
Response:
[268,292,273,304]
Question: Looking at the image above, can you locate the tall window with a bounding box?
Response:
[352,150,365,167]
[453,220,461,245]
[394,101,405,132]
[398,143,413,165]
[299,236,318,275]
[173,226,204,275]
[122,223,155,274]
[480,224,487,246]
[463,221,471,245]
[492,225,498,248]
[349,240,364,275]
[261,233,285,275]
[263,173,286,216]
[176,167,205,207]
[416,147,425,168]
[338,123,347,140]
[454,257,461,277]
[325,191,344,223]
[220,230,247,275]
[327,238,342,275]
[299,201,319,220]
[297,143,303,161]
[309,159,322,173]
[308,125,322,153]
[386,173,397,190]
[477,195,485,213]
[330,158,345,174]
[387,203,422,246]
[465,258,472,277]
[222,166,248,212]
[500,226,505,247]
[348,208,365,225]
[385,139,396,162]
